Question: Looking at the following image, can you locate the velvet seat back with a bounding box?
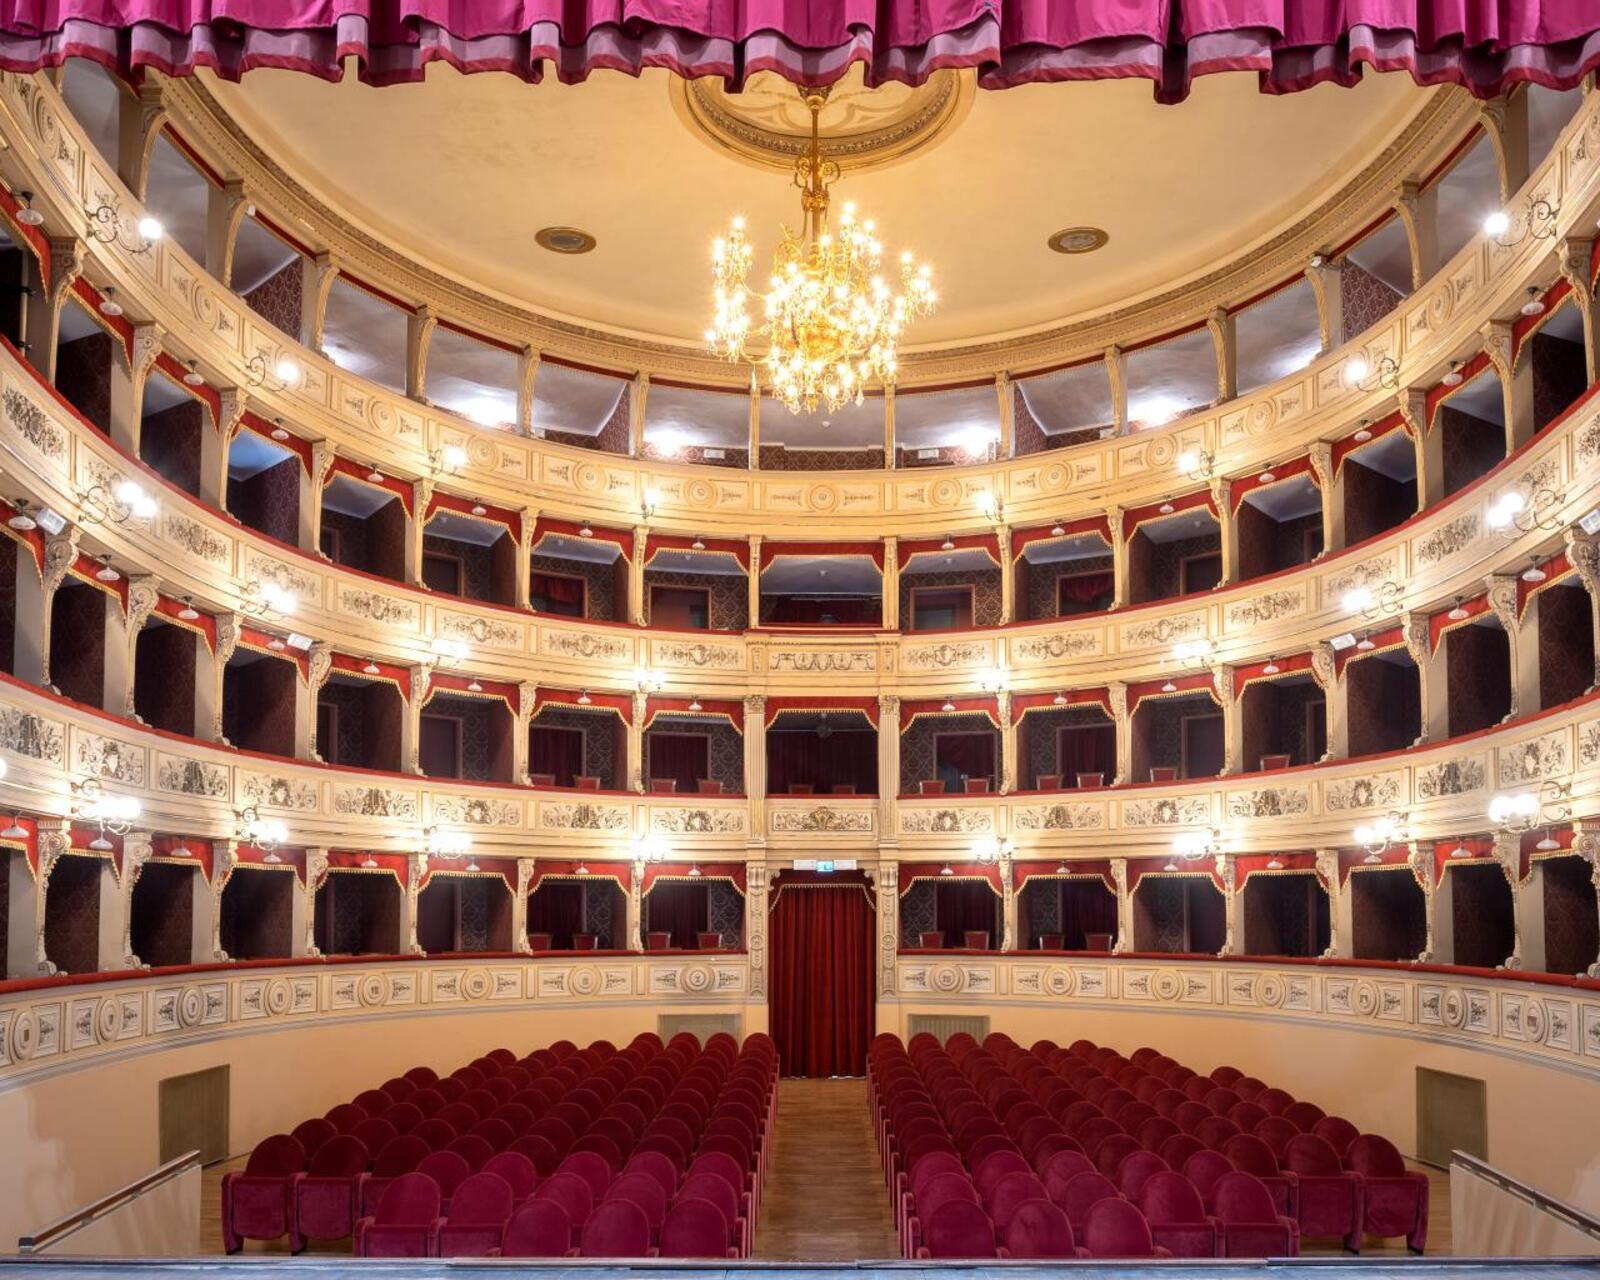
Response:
[579,1198,652,1257]
[919,1199,998,1258]
[1082,1197,1161,1258]
[659,1197,732,1258]
[500,1200,572,1257]
[1138,1170,1219,1257]
[1003,1198,1077,1258]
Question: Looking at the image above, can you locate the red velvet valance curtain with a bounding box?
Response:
[10,4,1596,103]
[769,882,875,1078]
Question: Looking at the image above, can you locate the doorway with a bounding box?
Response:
[769,875,875,1078]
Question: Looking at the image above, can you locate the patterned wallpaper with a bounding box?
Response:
[244,259,303,336]
[130,862,196,966]
[1540,856,1600,975]
[219,868,296,959]
[1339,260,1404,341]
[1239,679,1325,770]
[1438,403,1506,498]
[530,706,620,787]
[543,389,630,454]
[1130,530,1221,603]
[423,532,492,600]
[319,679,404,771]
[317,870,402,955]
[643,721,744,791]
[1022,554,1114,621]
[1531,331,1589,432]
[900,712,998,792]
[322,499,408,582]
[1342,457,1415,546]
[707,880,743,946]
[1346,656,1420,758]
[223,655,298,757]
[1132,878,1225,953]
[416,875,511,953]
[642,443,749,468]
[1130,693,1220,781]
[1349,869,1425,961]
[134,623,198,737]
[0,537,16,676]
[1237,504,1321,579]
[424,692,513,782]
[1021,705,1117,787]
[529,552,620,621]
[50,584,106,708]
[583,879,620,947]
[1447,862,1514,967]
[227,455,301,548]
[44,854,102,974]
[55,330,113,434]
[643,569,747,630]
[0,248,25,346]
[900,880,937,945]
[758,445,885,470]
[900,567,1002,629]
[1537,585,1594,710]
[1240,874,1328,957]
[141,399,204,498]
[1445,623,1511,736]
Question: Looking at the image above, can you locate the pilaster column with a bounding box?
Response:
[406,305,437,402]
[116,80,167,200]
[881,537,899,630]
[1563,527,1600,692]
[997,525,1014,624]
[122,575,160,721]
[1216,852,1236,956]
[24,235,80,383]
[203,387,244,512]
[1482,319,1525,452]
[307,440,336,557]
[301,849,327,958]
[630,526,648,625]
[1394,179,1440,291]
[116,829,154,969]
[1493,831,1524,970]
[745,862,769,1000]
[744,695,768,839]
[1558,236,1599,385]
[1404,611,1437,746]
[877,695,900,837]
[210,613,240,744]
[515,506,537,609]
[514,682,536,784]
[629,373,649,456]
[516,347,540,436]
[996,689,1016,796]
[1108,507,1128,609]
[876,861,899,999]
[406,478,432,587]
[627,860,644,952]
[1206,307,1237,405]
[1478,91,1531,200]
[999,853,1017,952]
[1576,822,1600,977]
[1212,479,1237,585]
[206,179,250,287]
[1398,388,1435,512]
[747,376,761,469]
[1484,572,1526,722]
[209,840,236,962]
[1410,840,1436,963]
[1212,663,1237,777]
[883,386,896,467]
[306,641,332,762]
[1105,346,1127,434]
[747,536,762,628]
[627,690,647,793]
[31,821,68,975]
[1316,849,1347,958]
[1308,442,1337,555]
[995,373,1015,458]
[38,527,79,692]
[403,852,426,955]
[513,858,534,953]
[1311,642,1345,761]
[1110,858,1131,953]
[106,320,151,457]
[1306,255,1344,352]
[299,253,337,351]
[405,665,431,774]
[1108,681,1131,785]
[4,828,37,978]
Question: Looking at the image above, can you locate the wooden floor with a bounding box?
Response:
[199,1078,1449,1260]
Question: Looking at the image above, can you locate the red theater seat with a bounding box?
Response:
[290,1135,369,1252]
[1346,1134,1429,1252]
[1214,1171,1299,1257]
[221,1134,305,1253]
[354,1172,444,1258]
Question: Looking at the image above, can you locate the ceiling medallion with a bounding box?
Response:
[1048,227,1110,255]
[673,66,973,176]
[535,226,597,255]
[707,93,937,415]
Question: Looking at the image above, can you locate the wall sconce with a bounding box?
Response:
[430,443,468,476]
[238,805,289,861]
[634,831,670,866]
[77,478,157,526]
[243,352,301,391]
[85,202,163,253]
[240,579,299,620]
[974,490,1002,522]
[1484,198,1559,248]
[430,636,469,667]
[1485,485,1564,536]
[72,779,141,850]
[1178,448,1216,481]
[1171,828,1220,861]
[634,668,664,694]
[972,835,1014,865]
[1343,353,1400,392]
[423,825,471,859]
[1353,811,1406,863]
[1489,781,1569,850]
[978,667,1008,694]
[1340,579,1403,623]
[641,488,664,520]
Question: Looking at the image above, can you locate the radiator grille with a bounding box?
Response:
[159,1064,230,1165]
[906,1014,990,1045]
[658,1013,742,1045]
[1416,1066,1486,1168]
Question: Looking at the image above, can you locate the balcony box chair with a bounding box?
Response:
[1223,1134,1299,1218]
[1034,774,1061,790]
[606,1171,669,1243]
[481,1152,538,1206]
[678,1172,748,1255]
[1149,766,1179,782]
[1346,1134,1429,1252]
[1213,1171,1300,1257]
[1182,1149,1237,1213]
[354,1172,444,1258]
[696,778,723,794]
[438,1171,517,1256]
[1114,1150,1170,1200]
[1056,1171,1122,1235]
[1082,1197,1168,1258]
[1139,1170,1221,1257]
[572,932,599,949]
[1076,773,1105,789]
[496,1199,575,1257]
[963,929,991,949]
[916,1199,999,1259]
[660,1196,739,1258]
[645,931,673,950]
[1259,753,1292,771]
[289,1118,336,1158]
[918,779,945,794]
[528,772,556,786]
[1002,1198,1083,1258]
[289,1134,370,1252]
[1284,1133,1365,1251]
[830,783,857,794]
[695,930,723,949]
[964,777,991,793]
[1036,932,1065,949]
[575,776,601,790]
[649,778,677,793]
[580,1198,656,1257]
[527,932,554,951]
[221,1134,306,1253]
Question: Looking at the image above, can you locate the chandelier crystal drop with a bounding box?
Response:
[706,93,937,415]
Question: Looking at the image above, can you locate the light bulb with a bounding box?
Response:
[136,216,164,242]
[274,358,300,384]
[1484,211,1511,237]
[1343,357,1370,386]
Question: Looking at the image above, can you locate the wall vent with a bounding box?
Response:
[1416,1066,1486,1168]
[658,1013,742,1045]
[906,1014,990,1045]
[159,1064,230,1165]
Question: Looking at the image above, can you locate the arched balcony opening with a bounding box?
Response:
[533,358,628,453]
[1529,853,1599,976]
[133,612,208,737]
[759,548,882,627]
[422,502,519,607]
[1240,869,1329,958]
[138,365,210,498]
[1437,854,1515,968]
[0,226,37,349]
[1234,466,1323,581]
[900,705,999,796]
[219,864,296,960]
[319,467,410,585]
[526,866,626,951]
[316,668,404,772]
[1235,279,1322,396]
[1013,521,1113,621]
[233,213,305,336]
[129,858,205,967]
[226,416,304,547]
[322,276,408,394]
[766,708,877,797]
[1126,502,1221,605]
[894,384,1000,468]
[1441,611,1512,736]
[529,521,628,622]
[314,865,402,956]
[900,543,1000,631]
[1335,415,1417,547]
[528,692,626,790]
[1531,575,1597,711]
[1344,643,1421,758]
[1019,869,1117,951]
[1014,358,1114,455]
[48,577,113,709]
[642,537,747,631]
[759,393,884,470]
[642,700,743,795]
[425,324,517,430]
[1129,685,1222,783]
[1431,131,1500,266]
[642,867,744,950]
[1125,325,1217,431]
[1339,215,1413,335]
[53,298,115,435]
[416,867,513,955]
[221,644,302,758]
[900,864,1001,951]
[44,849,113,974]
[1239,666,1325,773]
[1349,864,1426,961]
[1016,696,1115,791]
[644,383,749,468]
[1521,295,1587,436]
[1434,368,1508,500]
[419,686,515,784]
[143,128,211,265]
[1131,865,1225,955]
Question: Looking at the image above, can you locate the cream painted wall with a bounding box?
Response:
[884,1002,1600,1217]
[0,1003,698,1248]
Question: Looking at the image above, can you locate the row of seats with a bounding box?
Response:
[222,1031,775,1257]
[869,1032,1428,1259]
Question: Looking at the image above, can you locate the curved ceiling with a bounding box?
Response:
[203,65,1435,350]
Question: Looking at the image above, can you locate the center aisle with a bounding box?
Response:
[753,1078,900,1260]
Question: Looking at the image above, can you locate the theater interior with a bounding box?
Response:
[0,6,1597,1277]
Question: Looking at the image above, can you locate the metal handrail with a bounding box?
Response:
[16,1150,200,1253]
[1451,1149,1600,1243]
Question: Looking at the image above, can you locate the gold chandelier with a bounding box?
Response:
[706,93,938,415]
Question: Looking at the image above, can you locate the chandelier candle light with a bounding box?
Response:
[707,94,937,415]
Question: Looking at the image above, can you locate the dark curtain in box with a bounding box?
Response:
[44,854,102,974]
[1350,870,1426,961]
[768,595,880,625]
[1059,724,1116,783]
[645,881,709,948]
[766,728,878,794]
[1043,880,1118,949]
[135,624,197,736]
[315,871,401,956]
[50,584,106,708]
[1057,571,1115,615]
[529,725,584,786]
[219,868,295,959]
[770,882,875,1077]
[130,862,196,966]
[527,881,585,948]
[530,572,585,616]
[936,881,998,948]
[647,732,710,792]
[934,731,996,791]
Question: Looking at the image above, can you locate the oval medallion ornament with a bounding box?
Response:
[178,986,205,1028]
[681,965,714,994]
[1257,975,1286,1008]
[1042,967,1074,997]
[358,974,387,1007]
[1523,1000,1547,1045]
[462,970,492,1001]
[569,966,601,997]
[12,1009,37,1060]
[266,979,292,1016]
[96,998,121,1041]
[929,964,964,994]
[1353,981,1379,1017]
[1153,970,1182,1002]
[1442,990,1466,1029]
